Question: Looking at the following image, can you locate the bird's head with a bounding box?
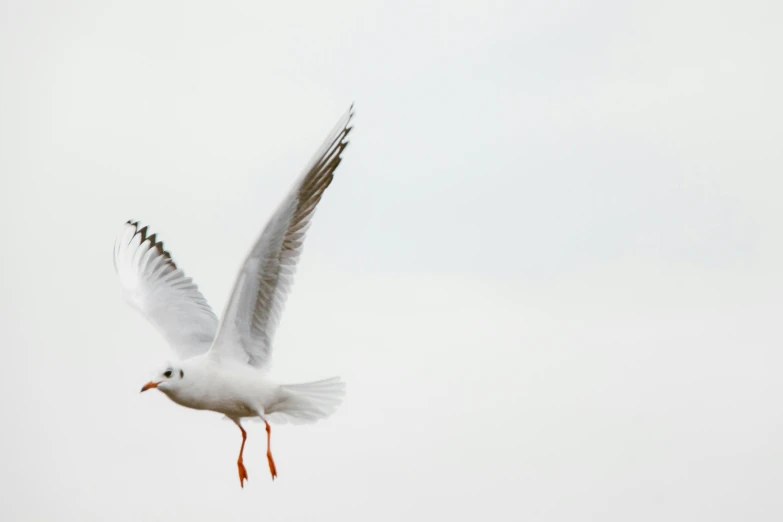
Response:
[140,362,186,395]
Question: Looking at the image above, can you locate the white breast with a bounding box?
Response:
[163,359,279,419]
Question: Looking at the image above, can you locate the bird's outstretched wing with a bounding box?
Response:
[208,105,354,369]
[113,221,219,359]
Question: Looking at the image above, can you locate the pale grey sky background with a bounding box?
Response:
[1,0,782,520]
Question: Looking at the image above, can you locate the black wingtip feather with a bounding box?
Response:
[122,220,177,270]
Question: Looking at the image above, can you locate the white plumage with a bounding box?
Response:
[114,223,218,359]
[113,105,353,487]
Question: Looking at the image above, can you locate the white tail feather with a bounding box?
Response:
[265,376,346,425]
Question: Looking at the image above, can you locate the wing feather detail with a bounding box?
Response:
[113,221,219,359]
[208,105,354,368]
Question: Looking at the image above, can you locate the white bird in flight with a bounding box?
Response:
[113,105,353,488]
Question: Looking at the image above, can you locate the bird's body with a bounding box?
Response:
[156,355,344,423]
[157,356,276,418]
[113,105,354,487]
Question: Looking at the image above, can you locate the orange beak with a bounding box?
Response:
[140,381,160,393]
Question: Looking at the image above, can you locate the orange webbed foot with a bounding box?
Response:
[267,452,278,480]
[237,460,249,488]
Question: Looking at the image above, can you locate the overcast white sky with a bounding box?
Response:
[1,0,782,520]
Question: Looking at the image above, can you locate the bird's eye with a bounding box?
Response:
[163,370,172,378]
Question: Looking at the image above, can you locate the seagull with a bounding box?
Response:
[112,105,353,488]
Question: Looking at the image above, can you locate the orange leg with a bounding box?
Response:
[265,420,278,480]
[236,423,249,488]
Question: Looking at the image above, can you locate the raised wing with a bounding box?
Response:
[113,221,219,359]
[208,105,354,368]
